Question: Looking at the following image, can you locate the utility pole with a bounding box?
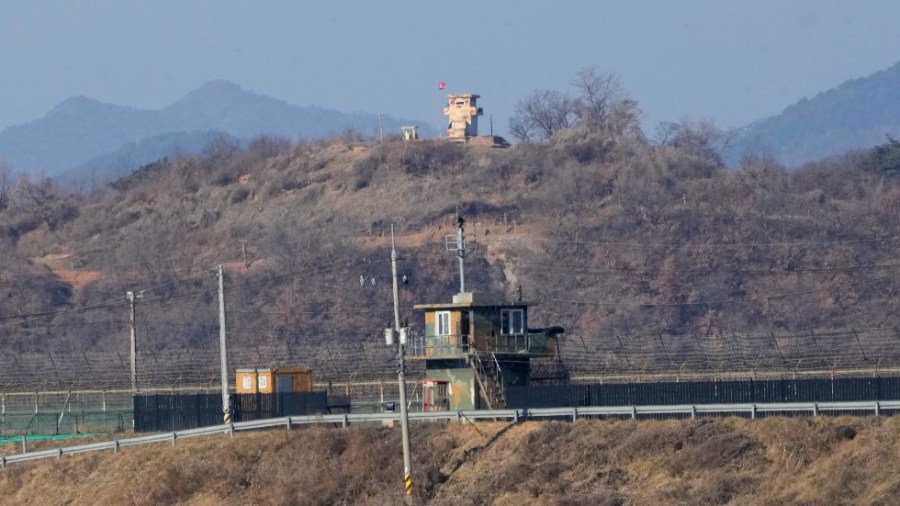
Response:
[386,226,413,501]
[127,291,138,395]
[456,216,466,293]
[378,113,385,144]
[217,265,232,424]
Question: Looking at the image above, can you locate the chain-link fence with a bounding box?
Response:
[3,326,900,435]
[563,327,900,380]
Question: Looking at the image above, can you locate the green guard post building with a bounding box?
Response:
[409,290,564,411]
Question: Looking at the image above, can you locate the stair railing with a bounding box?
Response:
[470,352,493,409]
[490,352,506,403]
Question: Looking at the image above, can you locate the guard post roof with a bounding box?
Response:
[413,291,535,310]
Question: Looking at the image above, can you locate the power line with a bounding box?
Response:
[39,233,391,274]
[543,276,887,308]
[0,256,398,334]
[0,297,126,323]
[480,232,900,249]
[509,261,900,276]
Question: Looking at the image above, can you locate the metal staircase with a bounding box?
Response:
[471,352,506,409]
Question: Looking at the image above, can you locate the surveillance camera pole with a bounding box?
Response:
[390,226,413,501]
[456,216,466,293]
[217,265,232,424]
[127,291,137,395]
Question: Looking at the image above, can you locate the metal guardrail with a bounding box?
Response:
[3,400,900,468]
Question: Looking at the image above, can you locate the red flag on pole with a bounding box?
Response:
[438,81,446,90]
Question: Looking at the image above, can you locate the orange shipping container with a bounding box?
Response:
[235,368,313,394]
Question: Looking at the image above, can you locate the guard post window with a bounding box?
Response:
[501,309,524,335]
[436,311,451,336]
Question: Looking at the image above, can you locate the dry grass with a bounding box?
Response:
[6,417,895,505]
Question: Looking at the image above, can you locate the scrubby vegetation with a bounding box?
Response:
[2,76,900,504]
[2,417,900,505]
[1,95,900,360]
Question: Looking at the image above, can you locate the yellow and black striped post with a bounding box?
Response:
[223,409,232,424]
[404,474,413,497]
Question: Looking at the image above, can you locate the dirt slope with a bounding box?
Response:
[2,417,900,505]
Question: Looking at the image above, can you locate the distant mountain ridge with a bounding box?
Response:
[0,80,436,178]
[727,61,900,167]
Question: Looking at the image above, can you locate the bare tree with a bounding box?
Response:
[508,89,578,142]
[0,159,12,211]
[572,67,626,127]
[201,131,240,166]
[509,67,640,143]
[655,118,735,166]
[508,115,534,143]
[10,172,79,230]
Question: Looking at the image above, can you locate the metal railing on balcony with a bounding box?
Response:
[409,331,557,358]
[407,333,469,359]
[487,333,557,355]
[487,334,529,353]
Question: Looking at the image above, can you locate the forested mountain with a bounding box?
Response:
[727,60,900,167]
[0,80,434,178]
[1,88,898,367]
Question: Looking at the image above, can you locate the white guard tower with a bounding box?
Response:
[443,94,483,141]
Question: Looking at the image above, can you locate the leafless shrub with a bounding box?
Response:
[351,154,381,189]
[386,141,466,176]
[229,186,251,204]
[246,134,292,160]
[656,118,735,167]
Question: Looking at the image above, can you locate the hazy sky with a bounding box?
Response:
[3,1,900,137]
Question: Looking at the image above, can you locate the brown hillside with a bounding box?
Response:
[1,128,900,382]
[2,417,900,505]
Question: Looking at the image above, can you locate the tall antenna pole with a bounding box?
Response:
[456,216,466,293]
[391,226,414,501]
[391,227,402,330]
[127,291,137,395]
[217,265,231,424]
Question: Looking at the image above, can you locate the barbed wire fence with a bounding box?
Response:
[562,326,900,381]
[4,326,900,414]
[0,340,415,414]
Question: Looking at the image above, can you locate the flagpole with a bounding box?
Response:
[438,81,446,139]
